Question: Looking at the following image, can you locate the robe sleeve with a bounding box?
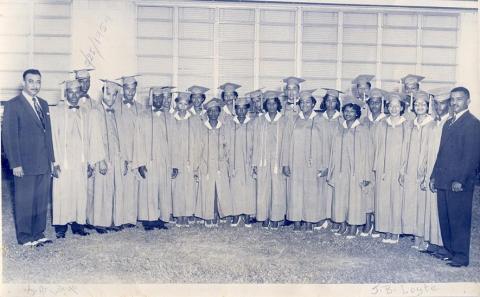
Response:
[280,118,293,167]
[326,127,338,186]
[399,121,413,176]
[417,124,430,182]
[251,119,262,167]
[361,126,374,183]
[87,109,106,165]
[131,114,147,169]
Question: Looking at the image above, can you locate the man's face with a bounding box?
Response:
[176,98,189,112]
[23,73,41,97]
[66,86,81,106]
[356,83,370,98]
[223,92,237,105]
[152,93,164,109]
[103,87,118,107]
[450,91,470,114]
[191,94,205,108]
[251,95,263,111]
[368,97,383,114]
[78,78,90,95]
[388,99,403,116]
[285,84,299,101]
[325,95,338,111]
[235,105,249,118]
[207,107,221,121]
[433,99,450,117]
[343,105,357,122]
[299,97,314,113]
[266,98,278,113]
[123,83,137,102]
[162,92,172,109]
[405,83,419,94]
[413,99,428,116]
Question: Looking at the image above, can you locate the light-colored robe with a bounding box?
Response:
[419,114,449,246]
[373,116,411,234]
[252,112,288,222]
[50,103,105,225]
[89,104,124,227]
[282,111,329,223]
[328,120,374,225]
[132,109,173,222]
[224,116,256,216]
[196,120,233,220]
[170,111,202,217]
[402,116,434,236]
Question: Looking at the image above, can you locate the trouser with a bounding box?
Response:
[13,173,51,244]
[54,222,85,233]
[437,189,473,265]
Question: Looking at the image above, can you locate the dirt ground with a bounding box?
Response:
[2,175,479,284]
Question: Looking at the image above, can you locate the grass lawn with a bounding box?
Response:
[2,176,479,284]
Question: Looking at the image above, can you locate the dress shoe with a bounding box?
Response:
[22,241,35,247]
[95,227,108,234]
[123,224,136,228]
[107,226,123,232]
[72,229,90,236]
[56,232,66,239]
[156,223,168,230]
[34,242,44,248]
[37,237,53,244]
[447,261,465,268]
[419,249,434,254]
[433,253,451,261]
[144,226,155,231]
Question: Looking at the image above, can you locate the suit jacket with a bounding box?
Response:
[2,93,55,175]
[431,111,480,191]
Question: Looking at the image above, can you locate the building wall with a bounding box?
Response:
[0,0,478,116]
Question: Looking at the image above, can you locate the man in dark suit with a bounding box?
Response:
[2,69,56,247]
[430,86,480,267]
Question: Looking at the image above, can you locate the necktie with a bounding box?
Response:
[33,97,46,129]
[106,108,115,113]
[69,105,80,110]
[450,114,456,126]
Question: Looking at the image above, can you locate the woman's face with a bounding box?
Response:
[191,94,205,108]
[176,98,189,111]
[388,99,402,117]
[299,97,314,113]
[325,96,338,111]
[413,99,428,116]
[235,105,249,118]
[266,98,278,113]
[343,105,357,122]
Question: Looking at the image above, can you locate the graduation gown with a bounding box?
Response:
[196,120,233,220]
[224,116,256,216]
[252,112,288,222]
[132,109,173,222]
[50,104,105,225]
[89,104,124,227]
[282,111,328,223]
[419,114,449,246]
[373,116,411,234]
[328,120,374,225]
[170,111,202,217]
[402,116,434,236]
[361,113,386,213]
[115,101,145,225]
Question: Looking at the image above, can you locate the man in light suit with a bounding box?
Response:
[430,86,480,267]
[2,69,56,247]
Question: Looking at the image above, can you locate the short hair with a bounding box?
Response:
[221,91,238,100]
[319,94,340,112]
[263,97,282,112]
[297,96,317,107]
[385,100,406,116]
[175,96,192,105]
[451,86,470,99]
[357,82,371,89]
[207,106,222,113]
[190,93,206,101]
[341,103,362,119]
[235,102,251,110]
[23,69,41,80]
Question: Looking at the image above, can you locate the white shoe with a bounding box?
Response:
[313,220,329,230]
[371,232,381,238]
[37,237,52,244]
[381,238,392,243]
[360,225,373,237]
[22,241,35,247]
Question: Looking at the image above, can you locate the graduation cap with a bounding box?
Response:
[234,97,251,107]
[116,75,141,86]
[188,85,209,95]
[352,74,375,86]
[322,88,343,98]
[413,90,430,102]
[263,90,283,100]
[299,89,317,101]
[203,98,224,110]
[100,79,122,90]
[282,76,305,86]
[341,94,366,108]
[71,68,94,79]
[429,87,451,102]
[245,88,264,98]
[218,82,241,93]
[175,91,192,103]
[402,74,425,86]
[385,92,408,103]
[369,88,387,99]
[60,79,81,90]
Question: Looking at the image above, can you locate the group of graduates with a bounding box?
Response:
[50,69,459,255]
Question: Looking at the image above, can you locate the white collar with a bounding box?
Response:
[414,115,433,129]
[223,105,233,115]
[299,110,317,120]
[123,101,133,108]
[174,111,192,121]
[234,116,251,125]
[204,120,222,130]
[190,106,205,115]
[265,112,282,122]
[22,90,34,102]
[368,112,386,122]
[323,110,341,120]
[102,101,113,110]
[342,119,361,129]
[386,116,406,127]
[454,109,468,121]
[437,113,450,125]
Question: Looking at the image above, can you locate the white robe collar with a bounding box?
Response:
[386,116,406,128]
[342,119,361,129]
[299,110,318,120]
[368,112,386,122]
[204,120,222,130]
[190,106,205,116]
[233,116,251,125]
[174,110,192,121]
[265,112,282,123]
[223,105,233,115]
[413,115,433,129]
[323,110,341,120]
